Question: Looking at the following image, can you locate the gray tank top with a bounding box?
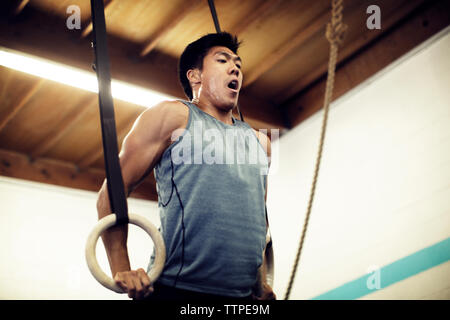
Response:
[150,100,268,297]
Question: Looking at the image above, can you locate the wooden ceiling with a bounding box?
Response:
[0,0,449,201]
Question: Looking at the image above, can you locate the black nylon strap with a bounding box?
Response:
[207,0,222,33]
[90,0,128,225]
[207,0,245,122]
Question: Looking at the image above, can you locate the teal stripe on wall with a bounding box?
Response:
[312,237,450,300]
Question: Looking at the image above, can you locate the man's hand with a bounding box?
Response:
[114,268,153,300]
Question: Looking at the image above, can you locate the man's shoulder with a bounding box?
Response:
[251,128,271,144]
[251,127,271,158]
[127,100,189,145]
[139,100,189,127]
[161,99,189,113]
[143,99,188,117]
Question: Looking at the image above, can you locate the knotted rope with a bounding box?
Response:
[284,0,347,300]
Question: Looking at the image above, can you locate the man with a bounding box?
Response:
[96,32,275,300]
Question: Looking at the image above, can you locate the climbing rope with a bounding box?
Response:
[284,0,347,300]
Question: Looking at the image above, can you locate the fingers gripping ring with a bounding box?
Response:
[85,213,166,293]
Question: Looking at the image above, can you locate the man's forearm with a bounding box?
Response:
[260,247,269,284]
[253,265,264,297]
[253,246,274,298]
[97,181,131,277]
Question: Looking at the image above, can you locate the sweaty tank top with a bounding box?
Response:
[149,100,268,297]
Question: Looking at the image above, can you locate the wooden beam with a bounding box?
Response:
[0,78,44,133]
[232,0,283,35]
[30,96,97,159]
[140,0,202,57]
[278,0,426,104]
[243,8,330,88]
[14,0,29,16]
[81,0,115,39]
[285,0,450,128]
[77,147,103,170]
[0,67,14,100]
[0,148,157,201]
[0,6,285,129]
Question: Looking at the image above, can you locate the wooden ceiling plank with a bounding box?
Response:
[77,142,103,169]
[30,97,97,159]
[140,0,202,57]
[243,8,330,88]
[232,0,283,35]
[0,78,45,133]
[81,0,115,39]
[279,0,427,104]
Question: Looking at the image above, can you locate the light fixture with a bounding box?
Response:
[0,47,174,107]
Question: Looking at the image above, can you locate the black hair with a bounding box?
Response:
[178,32,241,100]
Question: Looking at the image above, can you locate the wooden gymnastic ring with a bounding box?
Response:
[85,213,166,293]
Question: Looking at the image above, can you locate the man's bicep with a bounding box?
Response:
[118,127,161,194]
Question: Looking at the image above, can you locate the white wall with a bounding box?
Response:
[267,27,450,299]
[0,176,160,299]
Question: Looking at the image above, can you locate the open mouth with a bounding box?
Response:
[227,80,239,91]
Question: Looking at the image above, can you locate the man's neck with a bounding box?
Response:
[193,99,234,125]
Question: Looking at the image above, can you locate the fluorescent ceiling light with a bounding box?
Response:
[0,47,174,107]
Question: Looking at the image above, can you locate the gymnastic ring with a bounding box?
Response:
[85,213,166,293]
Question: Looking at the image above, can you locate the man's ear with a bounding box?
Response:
[187,68,201,85]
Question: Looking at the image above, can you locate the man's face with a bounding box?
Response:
[196,46,243,111]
